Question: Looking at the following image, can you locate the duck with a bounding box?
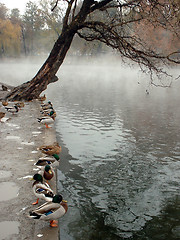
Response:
[41,110,56,118]
[15,101,25,108]
[42,110,56,120]
[0,112,5,122]
[2,101,8,106]
[41,101,53,108]
[5,105,19,114]
[146,89,149,95]
[2,84,8,91]
[38,94,46,102]
[37,116,54,128]
[29,195,68,227]
[38,164,55,183]
[32,173,54,205]
[40,107,54,115]
[35,154,60,166]
[41,104,53,111]
[49,111,56,120]
[39,142,61,156]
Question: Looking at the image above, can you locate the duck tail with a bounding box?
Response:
[37,118,42,123]
[29,211,41,219]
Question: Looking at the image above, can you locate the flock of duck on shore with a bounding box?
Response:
[0,94,68,228]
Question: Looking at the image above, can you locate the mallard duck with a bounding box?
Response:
[15,101,24,108]
[37,116,54,128]
[40,107,54,115]
[0,112,5,122]
[39,143,61,156]
[146,89,150,94]
[41,110,56,120]
[2,84,8,91]
[38,165,55,183]
[38,94,46,102]
[2,101,8,106]
[49,111,56,120]
[32,173,54,205]
[35,155,60,166]
[5,105,19,114]
[41,104,54,111]
[41,101,52,108]
[29,195,68,227]
[44,111,56,121]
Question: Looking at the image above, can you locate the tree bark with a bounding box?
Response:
[5,27,76,101]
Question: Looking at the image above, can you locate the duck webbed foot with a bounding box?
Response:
[32,198,39,205]
[45,123,51,128]
[50,220,58,227]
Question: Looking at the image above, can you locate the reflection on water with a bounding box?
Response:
[45,63,180,239]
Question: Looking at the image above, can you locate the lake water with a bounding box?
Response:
[1,58,180,239]
[45,60,180,240]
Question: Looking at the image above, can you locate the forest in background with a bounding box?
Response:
[0,0,179,58]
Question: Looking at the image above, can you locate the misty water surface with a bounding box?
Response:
[1,57,180,239]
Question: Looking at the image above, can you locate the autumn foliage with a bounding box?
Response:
[134,1,180,56]
[0,19,21,57]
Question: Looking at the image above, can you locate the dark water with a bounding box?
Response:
[45,62,180,240]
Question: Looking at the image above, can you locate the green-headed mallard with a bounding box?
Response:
[37,116,54,128]
[32,173,54,205]
[42,110,56,119]
[29,195,68,227]
[49,111,56,120]
[35,154,60,166]
[39,142,61,156]
[38,165,55,183]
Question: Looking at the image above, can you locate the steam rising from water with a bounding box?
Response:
[1,55,179,88]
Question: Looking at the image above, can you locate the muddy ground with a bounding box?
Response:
[0,85,59,240]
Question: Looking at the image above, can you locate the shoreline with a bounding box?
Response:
[0,92,59,239]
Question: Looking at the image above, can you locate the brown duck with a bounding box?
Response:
[39,142,61,156]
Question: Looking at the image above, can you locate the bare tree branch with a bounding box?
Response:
[51,0,60,11]
[72,0,78,20]
[63,0,74,28]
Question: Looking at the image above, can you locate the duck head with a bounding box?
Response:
[45,164,51,173]
[52,154,60,160]
[33,173,43,182]
[53,194,63,203]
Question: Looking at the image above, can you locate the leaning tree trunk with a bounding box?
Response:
[5,28,76,101]
[5,0,94,101]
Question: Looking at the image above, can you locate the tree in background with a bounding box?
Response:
[10,8,21,24]
[4,0,180,101]
[0,3,8,20]
[23,1,45,54]
[0,4,21,57]
[39,0,64,37]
